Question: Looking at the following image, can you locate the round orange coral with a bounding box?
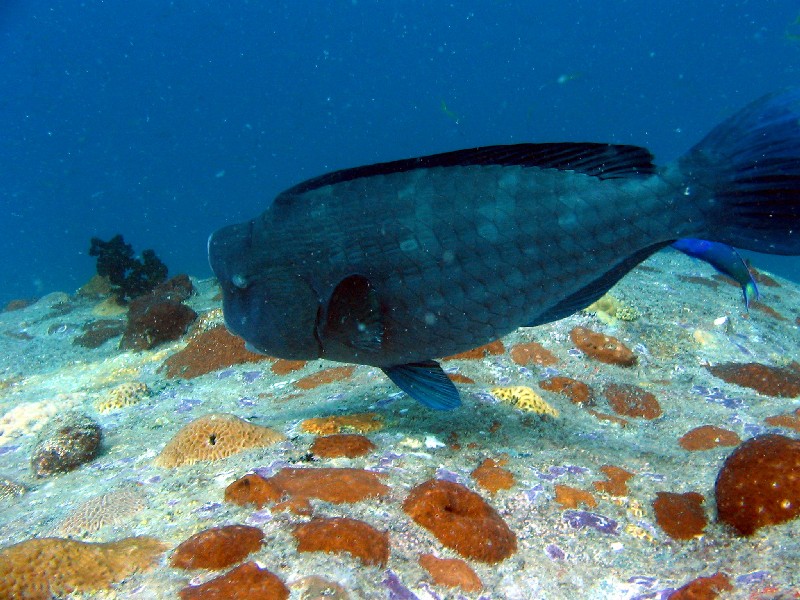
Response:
[403,479,516,563]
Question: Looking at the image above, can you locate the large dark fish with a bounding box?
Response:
[209,90,800,410]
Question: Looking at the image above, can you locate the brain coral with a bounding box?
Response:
[0,536,166,599]
[403,479,517,563]
[155,413,285,467]
[94,382,150,413]
[58,488,147,536]
[715,434,800,536]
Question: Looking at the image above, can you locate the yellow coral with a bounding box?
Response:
[0,536,166,599]
[155,413,285,467]
[300,412,385,435]
[584,293,639,324]
[94,382,150,413]
[624,524,655,542]
[491,386,559,417]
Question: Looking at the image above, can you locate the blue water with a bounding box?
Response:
[2,1,799,307]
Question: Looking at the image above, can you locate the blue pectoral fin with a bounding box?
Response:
[672,238,759,309]
[383,360,461,410]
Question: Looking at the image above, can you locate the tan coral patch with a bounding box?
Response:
[94,382,150,413]
[300,412,384,435]
[0,536,165,599]
[155,413,285,467]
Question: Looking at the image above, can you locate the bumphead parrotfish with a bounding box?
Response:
[209,90,800,410]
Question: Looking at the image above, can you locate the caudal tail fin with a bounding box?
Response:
[680,88,800,254]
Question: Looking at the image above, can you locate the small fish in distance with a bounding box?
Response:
[209,90,800,410]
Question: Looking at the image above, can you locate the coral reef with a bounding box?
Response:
[491,386,559,417]
[554,484,597,509]
[94,381,150,413]
[445,339,505,360]
[706,362,800,397]
[570,326,637,367]
[593,465,634,496]
[310,433,376,459]
[0,477,26,501]
[294,366,355,390]
[418,553,482,592]
[271,359,307,375]
[299,412,384,435]
[0,536,166,599]
[224,473,280,509]
[0,401,58,446]
[652,491,707,540]
[72,319,125,348]
[539,376,593,405]
[471,457,516,494]
[178,561,289,600]
[402,479,517,563]
[583,293,639,323]
[669,572,732,600]
[678,425,740,451]
[508,341,558,366]
[604,383,662,419]
[294,517,389,567]
[715,434,800,536]
[58,487,147,536]
[89,234,168,302]
[170,524,264,570]
[765,407,800,433]
[163,325,269,379]
[31,412,102,477]
[154,413,285,468]
[289,576,349,599]
[77,273,113,298]
[225,468,390,514]
[120,275,197,351]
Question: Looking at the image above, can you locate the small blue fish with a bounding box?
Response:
[672,238,759,308]
[209,90,800,409]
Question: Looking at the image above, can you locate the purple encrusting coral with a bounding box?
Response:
[383,570,420,600]
[563,510,620,535]
[545,543,566,560]
[175,398,202,412]
[691,385,745,409]
[241,370,262,383]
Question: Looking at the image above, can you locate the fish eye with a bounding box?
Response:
[231,273,249,289]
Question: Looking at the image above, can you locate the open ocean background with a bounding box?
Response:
[1,1,799,307]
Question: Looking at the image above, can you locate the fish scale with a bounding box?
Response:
[210,90,800,409]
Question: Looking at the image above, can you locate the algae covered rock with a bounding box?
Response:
[31,412,102,477]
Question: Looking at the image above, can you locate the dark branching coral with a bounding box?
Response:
[89,234,167,302]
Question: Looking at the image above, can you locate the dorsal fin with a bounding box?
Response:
[278,143,656,200]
